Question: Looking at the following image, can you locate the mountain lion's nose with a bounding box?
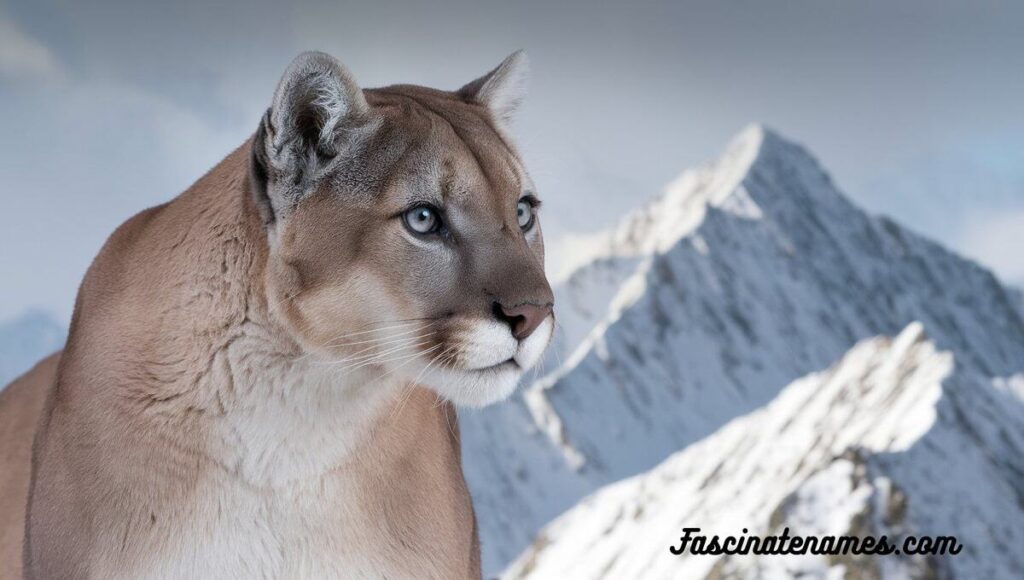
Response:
[493,302,552,340]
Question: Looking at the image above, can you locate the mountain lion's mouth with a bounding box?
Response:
[468,359,519,373]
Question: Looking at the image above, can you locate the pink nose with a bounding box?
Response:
[495,302,552,340]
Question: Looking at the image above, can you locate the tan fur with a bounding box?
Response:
[0,52,551,579]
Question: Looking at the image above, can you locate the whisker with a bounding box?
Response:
[374,343,443,391]
[390,345,450,420]
[319,319,436,344]
[318,331,437,363]
[316,339,435,372]
[342,336,436,365]
[441,394,457,440]
[292,317,444,362]
[431,346,461,442]
[341,346,433,377]
[431,348,462,409]
[321,325,434,349]
[440,346,460,370]
[382,343,448,417]
[309,331,436,366]
[294,325,431,364]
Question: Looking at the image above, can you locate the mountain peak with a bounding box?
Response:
[710,123,799,181]
[716,123,829,199]
[725,122,769,159]
[551,125,840,288]
[592,125,832,259]
[728,121,812,157]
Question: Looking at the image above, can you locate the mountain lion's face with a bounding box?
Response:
[252,52,553,406]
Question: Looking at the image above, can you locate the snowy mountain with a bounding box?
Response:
[503,324,1024,579]
[1,126,1019,578]
[0,309,64,387]
[459,125,1024,575]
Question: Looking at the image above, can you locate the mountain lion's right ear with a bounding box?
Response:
[251,51,372,224]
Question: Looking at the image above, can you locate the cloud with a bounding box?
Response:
[959,209,1024,287]
[0,14,64,82]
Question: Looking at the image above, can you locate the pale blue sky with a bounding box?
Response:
[2,0,1022,322]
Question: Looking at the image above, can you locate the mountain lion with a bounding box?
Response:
[0,50,553,579]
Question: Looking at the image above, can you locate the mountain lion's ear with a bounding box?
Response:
[251,51,372,223]
[458,50,529,126]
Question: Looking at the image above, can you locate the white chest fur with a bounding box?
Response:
[128,476,397,580]
[115,339,417,579]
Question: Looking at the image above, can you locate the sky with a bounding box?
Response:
[1,0,1022,322]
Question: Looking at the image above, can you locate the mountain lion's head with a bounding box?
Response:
[250,51,553,407]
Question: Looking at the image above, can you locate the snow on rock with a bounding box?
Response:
[460,125,1024,574]
[504,325,1024,579]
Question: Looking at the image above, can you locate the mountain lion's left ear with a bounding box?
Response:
[458,50,530,126]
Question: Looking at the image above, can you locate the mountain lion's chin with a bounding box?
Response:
[423,363,523,408]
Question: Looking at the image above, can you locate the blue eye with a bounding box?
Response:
[517,198,535,230]
[403,205,441,235]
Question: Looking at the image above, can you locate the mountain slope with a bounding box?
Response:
[459,125,1024,573]
[503,324,1024,579]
